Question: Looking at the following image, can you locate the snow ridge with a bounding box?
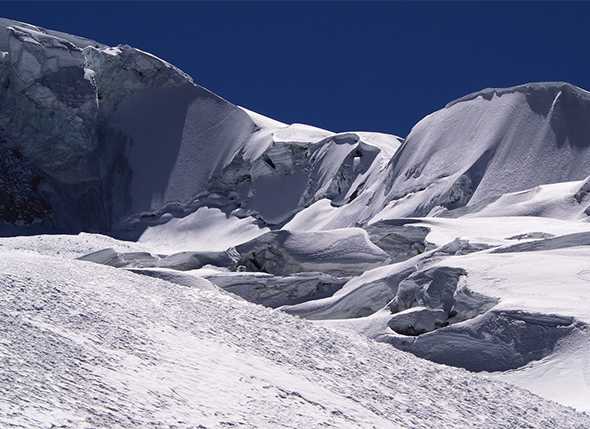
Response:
[445,81,590,108]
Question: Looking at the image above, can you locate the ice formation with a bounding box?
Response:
[2,18,590,427]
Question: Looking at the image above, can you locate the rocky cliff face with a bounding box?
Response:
[0,19,101,231]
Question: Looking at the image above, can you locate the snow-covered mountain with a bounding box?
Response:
[0,17,400,238]
[2,18,590,428]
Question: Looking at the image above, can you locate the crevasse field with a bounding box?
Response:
[1,18,589,428]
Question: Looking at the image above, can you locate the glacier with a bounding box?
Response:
[1,17,590,428]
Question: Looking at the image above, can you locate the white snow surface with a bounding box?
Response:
[0,232,147,259]
[366,83,590,221]
[1,249,589,428]
[459,180,590,219]
[402,216,590,247]
[281,215,590,411]
[238,106,288,128]
[139,207,268,253]
[438,247,590,410]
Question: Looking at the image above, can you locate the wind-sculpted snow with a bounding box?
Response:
[0,18,401,238]
[492,230,590,253]
[280,254,424,320]
[364,219,431,261]
[5,16,590,425]
[277,216,590,411]
[372,82,590,219]
[138,206,269,253]
[0,232,147,258]
[439,177,590,219]
[126,267,218,291]
[378,265,580,373]
[387,310,581,372]
[234,228,390,276]
[201,271,347,308]
[67,215,590,412]
[2,251,590,428]
[390,216,590,247]
[78,247,238,271]
[284,83,590,229]
[408,245,590,410]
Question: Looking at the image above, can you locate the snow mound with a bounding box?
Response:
[0,232,147,259]
[138,207,269,253]
[202,271,347,308]
[78,247,238,272]
[280,217,590,411]
[388,216,590,247]
[281,255,421,320]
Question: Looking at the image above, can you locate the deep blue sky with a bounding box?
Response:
[3,2,589,136]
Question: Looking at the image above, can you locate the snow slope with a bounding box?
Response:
[234,228,389,276]
[372,82,590,219]
[0,232,147,259]
[5,16,590,427]
[397,216,590,247]
[138,207,269,253]
[421,246,590,411]
[1,249,589,428]
[278,215,590,411]
[424,175,590,220]
[283,83,590,231]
